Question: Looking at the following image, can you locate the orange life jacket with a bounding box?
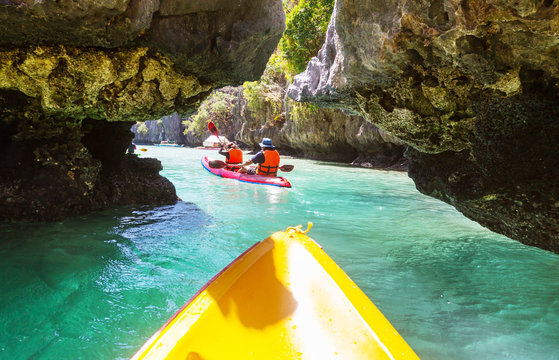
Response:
[226,148,243,165]
[257,150,280,176]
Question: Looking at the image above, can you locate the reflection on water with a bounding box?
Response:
[0,147,558,360]
[251,186,290,205]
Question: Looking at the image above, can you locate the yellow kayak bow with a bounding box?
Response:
[131,225,419,360]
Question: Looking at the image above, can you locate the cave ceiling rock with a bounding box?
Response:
[0,0,286,119]
[0,46,212,121]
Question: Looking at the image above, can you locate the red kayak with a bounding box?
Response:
[201,156,291,188]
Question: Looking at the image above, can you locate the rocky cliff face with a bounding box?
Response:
[0,0,285,220]
[0,0,285,89]
[131,114,187,145]
[288,0,559,253]
[196,86,407,167]
[279,99,408,167]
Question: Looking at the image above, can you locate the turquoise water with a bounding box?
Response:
[1,146,558,359]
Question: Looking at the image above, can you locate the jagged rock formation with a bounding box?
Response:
[0,0,285,220]
[288,0,559,253]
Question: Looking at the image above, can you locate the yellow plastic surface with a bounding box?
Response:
[131,230,420,360]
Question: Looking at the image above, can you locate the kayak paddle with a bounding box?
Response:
[208,121,225,147]
[140,148,148,152]
[279,164,294,172]
[208,121,219,137]
[208,160,294,172]
[208,159,228,169]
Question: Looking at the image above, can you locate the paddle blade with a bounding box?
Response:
[208,160,227,169]
[140,148,148,152]
[208,121,219,136]
[279,164,294,172]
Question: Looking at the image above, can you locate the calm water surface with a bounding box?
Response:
[1,146,558,359]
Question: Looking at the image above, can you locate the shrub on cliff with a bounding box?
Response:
[136,122,149,136]
[183,90,238,138]
[243,52,287,114]
[280,0,334,74]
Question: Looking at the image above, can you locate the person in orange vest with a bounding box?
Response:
[218,142,243,170]
[237,138,280,176]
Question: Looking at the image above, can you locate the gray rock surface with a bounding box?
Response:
[0,0,285,87]
[131,114,187,145]
[288,0,559,253]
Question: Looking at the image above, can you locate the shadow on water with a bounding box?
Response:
[0,202,212,288]
[310,160,353,168]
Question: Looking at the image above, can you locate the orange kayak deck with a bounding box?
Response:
[131,227,419,360]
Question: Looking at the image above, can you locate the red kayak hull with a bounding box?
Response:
[201,156,291,188]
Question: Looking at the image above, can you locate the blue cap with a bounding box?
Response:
[259,138,275,148]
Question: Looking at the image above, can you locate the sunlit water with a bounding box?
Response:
[1,146,558,359]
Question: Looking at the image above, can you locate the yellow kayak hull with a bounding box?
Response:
[131,229,419,359]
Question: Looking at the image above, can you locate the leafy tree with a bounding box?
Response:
[136,122,148,136]
[280,0,334,74]
[183,90,238,137]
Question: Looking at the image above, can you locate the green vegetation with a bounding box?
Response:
[241,0,334,128]
[182,0,335,141]
[183,90,238,136]
[280,0,334,74]
[243,51,287,114]
[136,122,148,136]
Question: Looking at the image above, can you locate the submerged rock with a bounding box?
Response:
[0,0,285,221]
[288,0,559,253]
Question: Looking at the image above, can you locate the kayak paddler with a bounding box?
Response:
[127,142,136,154]
[219,142,243,170]
[237,138,280,176]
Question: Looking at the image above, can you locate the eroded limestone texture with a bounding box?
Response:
[0,0,285,220]
[288,0,559,253]
[0,47,212,122]
[0,0,285,86]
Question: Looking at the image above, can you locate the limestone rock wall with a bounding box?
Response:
[0,0,285,221]
[231,87,406,166]
[131,114,187,145]
[280,100,358,162]
[288,0,559,253]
